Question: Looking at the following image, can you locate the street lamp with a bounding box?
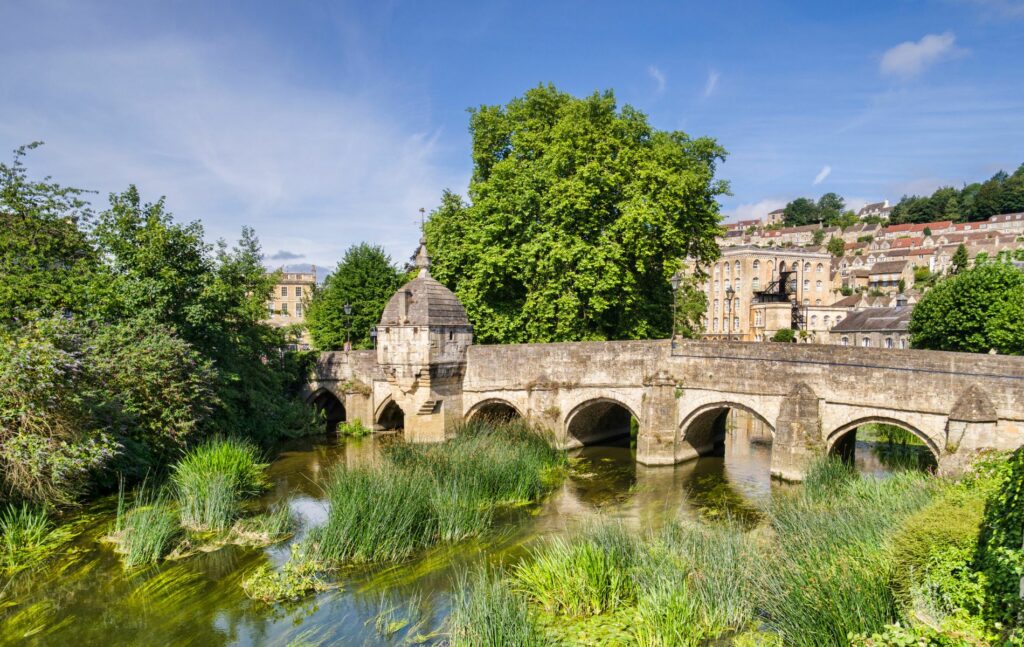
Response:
[725,286,736,341]
[369,325,378,349]
[670,271,682,348]
[343,303,352,351]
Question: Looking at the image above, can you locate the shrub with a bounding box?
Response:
[976,446,1024,626]
[771,328,796,343]
[337,420,373,437]
[171,438,267,532]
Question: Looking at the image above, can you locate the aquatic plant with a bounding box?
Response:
[242,550,330,603]
[112,487,181,569]
[0,504,71,575]
[171,438,267,532]
[513,524,639,617]
[231,501,295,545]
[448,569,546,647]
[337,420,373,437]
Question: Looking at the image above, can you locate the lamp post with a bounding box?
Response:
[343,303,352,351]
[670,271,682,348]
[369,326,378,349]
[725,286,736,341]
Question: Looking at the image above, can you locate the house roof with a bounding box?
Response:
[883,221,953,235]
[870,260,910,274]
[831,306,912,333]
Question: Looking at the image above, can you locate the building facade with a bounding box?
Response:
[267,267,317,350]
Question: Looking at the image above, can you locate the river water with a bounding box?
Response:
[0,413,930,646]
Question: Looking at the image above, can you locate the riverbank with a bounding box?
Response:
[0,424,1019,645]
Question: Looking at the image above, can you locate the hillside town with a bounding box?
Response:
[701,204,1024,346]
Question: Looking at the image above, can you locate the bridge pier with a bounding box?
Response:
[770,383,823,482]
[636,373,679,466]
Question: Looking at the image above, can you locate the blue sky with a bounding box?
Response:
[2,1,1023,268]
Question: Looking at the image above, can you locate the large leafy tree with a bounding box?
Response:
[782,197,819,227]
[909,262,1024,353]
[306,243,402,349]
[425,85,727,343]
[0,143,99,323]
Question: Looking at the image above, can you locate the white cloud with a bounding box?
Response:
[703,69,720,98]
[724,198,787,223]
[813,165,832,185]
[0,35,466,267]
[880,32,965,79]
[648,65,666,94]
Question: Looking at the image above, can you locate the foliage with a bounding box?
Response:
[242,548,329,603]
[975,446,1024,627]
[305,243,402,350]
[771,327,796,343]
[672,266,708,340]
[336,420,373,437]
[425,84,728,343]
[909,261,1024,353]
[171,438,268,532]
[951,244,969,274]
[0,143,98,323]
[827,236,846,257]
[449,569,546,647]
[890,164,1024,224]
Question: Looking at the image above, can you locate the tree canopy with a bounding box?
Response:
[306,243,402,350]
[425,84,727,344]
[889,164,1024,224]
[909,261,1024,354]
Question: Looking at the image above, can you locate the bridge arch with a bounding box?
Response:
[826,416,941,468]
[466,398,523,423]
[308,388,346,433]
[375,397,406,431]
[564,397,639,448]
[678,401,775,459]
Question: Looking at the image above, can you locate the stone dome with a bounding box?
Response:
[379,272,470,327]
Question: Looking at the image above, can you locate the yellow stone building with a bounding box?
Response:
[266,267,316,350]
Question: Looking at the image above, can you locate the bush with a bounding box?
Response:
[976,446,1024,626]
[771,328,796,343]
[171,438,267,532]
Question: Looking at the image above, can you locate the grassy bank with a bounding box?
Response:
[455,454,1021,646]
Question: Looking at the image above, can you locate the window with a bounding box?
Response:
[734,261,741,274]
[803,279,809,291]
[816,263,823,273]
[724,279,731,291]
[280,302,289,315]
[713,319,719,332]
[733,316,739,330]
[810,315,818,326]
[734,298,740,312]
[815,299,821,305]
[280,286,288,297]
[755,310,763,326]
[862,337,870,347]
[752,260,760,271]
[724,319,730,332]
[841,336,849,346]
[804,262,811,273]
[267,304,275,318]
[752,277,760,290]
[900,339,907,349]
[779,261,787,272]
[295,286,303,297]
[295,303,303,317]
[714,264,720,276]
[803,298,809,305]
[823,315,830,327]
[735,278,742,291]
[714,279,719,290]
[885,337,893,349]
[815,280,822,291]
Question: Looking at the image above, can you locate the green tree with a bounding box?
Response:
[306,243,402,349]
[812,229,826,246]
[986,284,1024,355]
[826,236,845,257]
[0,143,98,323]
[425,85,727,343]
[671,268,708,340]
[816,192,845,223]
[951,244,969,274]
[783,197,819,227]
[909,262,1024,353]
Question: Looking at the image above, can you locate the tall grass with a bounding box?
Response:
[756,468,937,645]
[171,438,267,532]
[449,569,546,647]
[0,504,71,574]
[513,524,639,616]
[305,420,564,566]
[113,486,181,569]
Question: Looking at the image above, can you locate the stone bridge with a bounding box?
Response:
[306,339,1024,480]
[304,240,1024,480]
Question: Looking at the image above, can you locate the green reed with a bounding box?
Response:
[449,569,546,647]
[171,437,267,532]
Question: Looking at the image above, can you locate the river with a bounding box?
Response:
[0,412,930,646]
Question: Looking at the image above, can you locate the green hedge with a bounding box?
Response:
[976,447,1024,626]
